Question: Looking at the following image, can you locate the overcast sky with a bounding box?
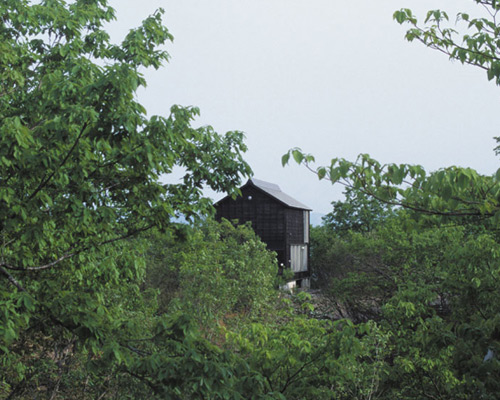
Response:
[107,0,500,214]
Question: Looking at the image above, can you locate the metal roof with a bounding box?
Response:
[248,179,312,210]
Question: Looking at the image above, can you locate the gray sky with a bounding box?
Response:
[108,0,500,214]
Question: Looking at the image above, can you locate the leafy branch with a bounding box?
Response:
[283,148,500,220]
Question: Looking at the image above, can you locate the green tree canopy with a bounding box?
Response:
[0,1,252,396]
[0,0,251,283]
[144,218,279,330]
[322,187,394,235]
[283,1,500,398]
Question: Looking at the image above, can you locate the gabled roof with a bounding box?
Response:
[243,178,312,211]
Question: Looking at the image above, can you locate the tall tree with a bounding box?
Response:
[283,1,500,398]
[0,0,251,396]
[322,187,393,235]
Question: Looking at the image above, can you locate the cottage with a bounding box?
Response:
[214,178,312,289]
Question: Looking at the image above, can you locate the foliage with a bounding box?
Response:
[283,150,500,227]
[393,2,500,85]
[378,221,500,399]
[0,0,252,398]
[322,187,394,235]
[6,0,500,398]
[141,225,186,312]
[309,208,500,398]
[228,296,390,400]
[283,1,500,398]
[310,186,395,294]
[309,224,346,288]
[145,219,279,331]
[143,221,395,399]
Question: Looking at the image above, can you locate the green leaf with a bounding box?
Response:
[292,149,304,164]
[317,167,327,180]
[281,152,290,166]
[495,168,500,182]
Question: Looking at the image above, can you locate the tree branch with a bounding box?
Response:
[0,266,26,291]
[0,252,76,271]
[28,122,89,201]
[1,224,154,272]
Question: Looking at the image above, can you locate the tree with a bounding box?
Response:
[322,187,394,235]
[144,219,279,332]
[283,151,500,227]
[0,0,251,397]
[309,189,393,294]
[227,295,390,400]
[282,1,500,397]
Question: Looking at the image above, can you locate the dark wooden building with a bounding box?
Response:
[214,178,312,288]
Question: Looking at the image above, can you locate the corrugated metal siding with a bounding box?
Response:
[304,211,309,243]
[290,244,308,272]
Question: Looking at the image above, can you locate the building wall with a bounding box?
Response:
[286,208,306,244]
[280,277,310,291]
[284,209,310,276]
[215,185,311,285]
[215,186,286,264]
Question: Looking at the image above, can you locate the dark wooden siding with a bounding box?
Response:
[215,181,310,280]
[215,186,286,263]
[286,209,304,244]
